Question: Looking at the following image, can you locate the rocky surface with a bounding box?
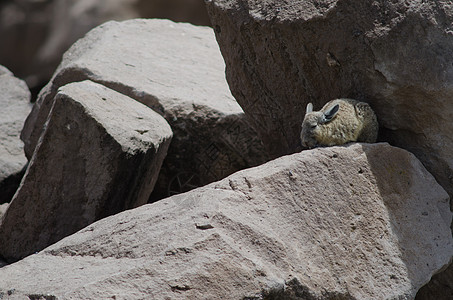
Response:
[0,143,451,299]
[205,0,453,203]
[0,0,210,90]
[0,203,8,221]
[21,19,267,200]
[0,65,31,204]
[0,80,172,262]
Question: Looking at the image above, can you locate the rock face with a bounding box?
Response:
[0,0,210,90]
[205,0,453,202]
[21,19,267,200]
[0,66,31,204]
[0,203,8,221]
[0,143,451,299]
[0,80,172,262]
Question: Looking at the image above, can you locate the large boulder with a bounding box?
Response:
[21,19,267,201]
[0,66,31,204]
[0,80,172,262]
[0,143,451,299]
[0,0,210,90]
[205,0,453,202]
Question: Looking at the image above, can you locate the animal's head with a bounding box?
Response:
[300,102,339,149]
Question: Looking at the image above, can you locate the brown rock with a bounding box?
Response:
[0,143,451,299]
[205,0,453,202]
[0,80,172,262]
[21,19,267,200]
[0,66,31,204]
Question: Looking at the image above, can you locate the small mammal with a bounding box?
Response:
[300,98,378,149]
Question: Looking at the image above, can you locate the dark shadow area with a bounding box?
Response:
[149,115,269,203]
[135,0,211,26]
[29,81,47,103]
[0,164,27,205]
[415,262,453,300]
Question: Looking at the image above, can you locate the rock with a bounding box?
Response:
[205,0,453,202]
[0,66,31,204]
[0,203,9,220]
[0,143,450,299]
[0,80,172,262]
[0,0,210,90]
[21,19,267,200]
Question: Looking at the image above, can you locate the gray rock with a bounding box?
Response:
[0,66,31,204]
[205,0,453,203]
[0,0,210,89]
[0,143,450,299]
[21,19,267,200]
[0,80,172,262]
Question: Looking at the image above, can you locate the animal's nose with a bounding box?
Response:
[301,138,316,150]
[301,139,310,149]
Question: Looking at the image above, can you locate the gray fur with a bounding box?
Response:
[300,98,378,149]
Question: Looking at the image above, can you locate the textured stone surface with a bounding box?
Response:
[0,0,210,89]
[205,0,453,202]
[21,19,267,200]
[0,80,172,262]
[0,143,450,299]
[0,203,8,221]
[0,65,31,204]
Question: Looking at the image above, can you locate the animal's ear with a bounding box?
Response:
[305,103,313,114]
[321,104,339,123]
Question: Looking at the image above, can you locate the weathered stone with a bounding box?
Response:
[0,143,450,299]
[0,80,172,262]
[0,66,31,204]
[0,0,210,90]
[21,19,267,200]
[205,0,453,202]
[0,203,8,221]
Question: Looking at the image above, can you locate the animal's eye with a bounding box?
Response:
[311,124,317,129]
